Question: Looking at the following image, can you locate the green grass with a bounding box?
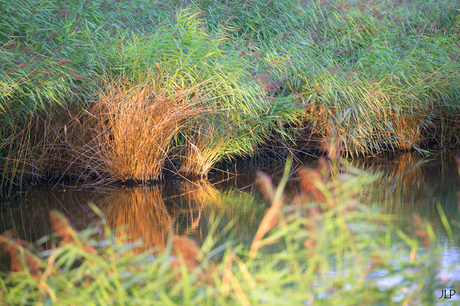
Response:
[1,0,459,188]
[1,158,458,305]
[207,0,460,154]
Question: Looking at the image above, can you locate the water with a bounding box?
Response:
[1,152,460,272]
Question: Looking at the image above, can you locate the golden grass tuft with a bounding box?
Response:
[179,123,231,178]
[1,75,209,188]
[73,76,205,183]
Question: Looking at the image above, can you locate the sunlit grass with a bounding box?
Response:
[1,0,459,189]
[213,0,460,155]
[77,75,205,182]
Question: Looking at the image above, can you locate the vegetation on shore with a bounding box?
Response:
[1,0,460,189]
[1,156,459,305]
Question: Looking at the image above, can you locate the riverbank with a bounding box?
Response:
[1,0,459,190]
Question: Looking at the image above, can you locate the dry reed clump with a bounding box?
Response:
[296,106,426,155]
[388,113,423,150]
[72,77,205,183]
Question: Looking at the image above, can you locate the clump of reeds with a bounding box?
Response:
[0,104,88,194]
[2,0,460,191]
[203,0,460,155]
[178,122,227,178]
[70,75,205,183]
[178,118,257,178]
[1,5,304,188]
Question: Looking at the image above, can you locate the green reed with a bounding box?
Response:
[0,2,301,187]
[200,0,460,155]
[1,0,459,189]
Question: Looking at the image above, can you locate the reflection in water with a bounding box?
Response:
[167,180,222,237]
[0,152,459,267]
[356,152,460,231]
[353,152,460,278]
[0,189,103,249]
[101,187,173,252]
[0,179,268,254]
[165,180,267,247]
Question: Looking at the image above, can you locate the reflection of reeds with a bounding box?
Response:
[351,152,460,225]
[177,180,222,209]
[171,180,222,237]
[0,154,454,304]
[351,153,426,209]
[352,152,426,183]
[102,186,173,251]
[167,179,265,244]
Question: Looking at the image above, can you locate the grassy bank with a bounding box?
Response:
[1,0,460,189]
[1,157,459,305]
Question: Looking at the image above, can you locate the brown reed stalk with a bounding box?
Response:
[49,210,96,254]
[171,235,201,271]
[0,234,41,278]
[249,156,292,258]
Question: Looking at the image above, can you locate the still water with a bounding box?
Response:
[1,152,460,271]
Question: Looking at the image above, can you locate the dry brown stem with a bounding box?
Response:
[249,171,282,258]
[0,234,41,278]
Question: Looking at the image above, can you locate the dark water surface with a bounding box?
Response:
[1,152,460,273]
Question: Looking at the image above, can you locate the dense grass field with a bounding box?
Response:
[1,0,460,189]
[1,156,459,305]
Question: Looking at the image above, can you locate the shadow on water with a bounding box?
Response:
[1,152,459,264]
